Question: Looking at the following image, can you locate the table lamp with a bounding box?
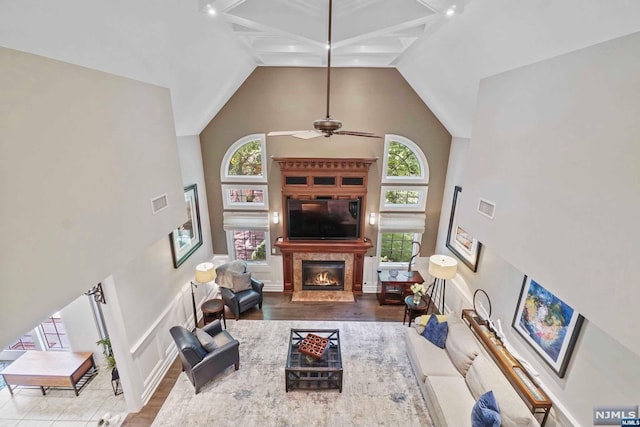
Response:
[191,262,216,330]
[428,255,458,314]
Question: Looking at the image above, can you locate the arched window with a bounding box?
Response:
[220,134,269,264]
[378,135,429,268]
[381,135,429,184]
[220,134,267,183]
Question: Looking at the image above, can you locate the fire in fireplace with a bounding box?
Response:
[302,260,345,291]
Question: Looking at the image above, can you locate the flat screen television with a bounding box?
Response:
[286,198,361,240]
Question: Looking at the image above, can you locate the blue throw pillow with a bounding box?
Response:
[420,314,448,348]
[471,390,501,427]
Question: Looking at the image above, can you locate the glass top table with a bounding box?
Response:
[285,329,343,392]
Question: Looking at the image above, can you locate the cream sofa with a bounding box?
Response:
[406,313,540,427]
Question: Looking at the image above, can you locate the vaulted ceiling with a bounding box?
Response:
[1,0,640,137]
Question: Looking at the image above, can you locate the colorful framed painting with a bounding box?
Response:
[169,184,203,268]
[512,276,584,377]
[446,186,482,271]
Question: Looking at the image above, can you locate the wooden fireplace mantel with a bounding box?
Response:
[275,238,373,294]
[274,157,377,295]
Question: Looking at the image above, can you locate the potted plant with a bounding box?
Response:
[97,337,122,394]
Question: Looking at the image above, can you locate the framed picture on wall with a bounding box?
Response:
[446,186,482,271]
[512,276,584,377]
[169,184,203,268]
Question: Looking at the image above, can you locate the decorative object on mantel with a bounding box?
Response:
[170,184,203,268]
[427,255,458,314]
[446,186,483,272]
[512,276,584,378]
[191,262,216,330]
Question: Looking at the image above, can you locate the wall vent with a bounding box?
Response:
[151,194,168,214]
[477,198,496,220]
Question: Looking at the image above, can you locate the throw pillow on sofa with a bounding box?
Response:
[471,390,501,427]
[216,261,247,289]
[415,314,447,326]
[446,314,481,376]
[194,328,218,352]
[231,272,252,292]
[421,314,448,348]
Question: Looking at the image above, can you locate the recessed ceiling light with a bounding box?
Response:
[207,6,216,15]
[445,5,457,16]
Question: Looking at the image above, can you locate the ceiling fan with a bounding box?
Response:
[267,0,382,140]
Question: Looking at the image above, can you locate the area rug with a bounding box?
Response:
[290,290,355,303]
[152,320,433,427]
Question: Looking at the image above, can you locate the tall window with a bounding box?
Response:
[221,135,269,263]
[378,135,428,268]
[5,312,69,351]
[380,232,420,263]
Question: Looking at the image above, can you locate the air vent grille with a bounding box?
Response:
[151,194,168,214]
[477,198,495,219]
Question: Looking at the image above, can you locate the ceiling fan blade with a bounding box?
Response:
[268,130,323,139]
[334,130,383,138]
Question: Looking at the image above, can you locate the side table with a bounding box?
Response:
[403,295,428,327]
[201,299,226,329]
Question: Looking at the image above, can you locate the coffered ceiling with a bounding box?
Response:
[212,0,463,67]
[1,0,640,137]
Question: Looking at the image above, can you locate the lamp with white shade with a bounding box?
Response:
[427,255,458,314]
[191,262,216,330]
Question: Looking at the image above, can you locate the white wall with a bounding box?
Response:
[440,139,640,426]
[99,135,216,412]
[459,31,640,357]
[0,47,185,348]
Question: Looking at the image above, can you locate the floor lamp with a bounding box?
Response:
[428,255,458,314]
[191,262,216,330]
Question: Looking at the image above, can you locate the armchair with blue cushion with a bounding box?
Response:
[216,260,264,320]
[169,320,239,394]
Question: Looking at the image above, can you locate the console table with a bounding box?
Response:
[462,309,552,426]
[0,351,97,396]
[377,270,424,305]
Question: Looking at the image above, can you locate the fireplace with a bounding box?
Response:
[302,260,345,291]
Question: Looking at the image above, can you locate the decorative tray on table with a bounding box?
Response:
[298,333,329,359]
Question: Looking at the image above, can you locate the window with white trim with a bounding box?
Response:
[223,212,269,264]
[220,134,267,183]
[221,134,270,263]
[377,213,425,268]
[381,135,429,184]
[377,135,429,268]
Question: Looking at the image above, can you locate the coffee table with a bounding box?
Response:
[0,351,97,396]
[285,329,342,392]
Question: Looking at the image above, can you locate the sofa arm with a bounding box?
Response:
[220,287,237,304]
[251,277,264,293]
[202,319,223,337]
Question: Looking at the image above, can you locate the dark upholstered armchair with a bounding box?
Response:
[216,260,264,320]
[169,320,239,394]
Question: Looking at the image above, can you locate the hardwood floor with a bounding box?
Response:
[122,293,410,426]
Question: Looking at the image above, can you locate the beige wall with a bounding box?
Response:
[200,67,451,257]
[0,47,185,348]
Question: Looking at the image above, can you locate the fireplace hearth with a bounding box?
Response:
[302,260,345,291]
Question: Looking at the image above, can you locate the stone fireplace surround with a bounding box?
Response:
[294,253,354,293]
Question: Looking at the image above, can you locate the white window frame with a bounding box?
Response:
[376,231,423,269]
[220,133,267,183]
[379,185,428,212]
[223,212,270,265]
[221,184,269,210]
[376,212,426,269]
[381,135,429,184]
